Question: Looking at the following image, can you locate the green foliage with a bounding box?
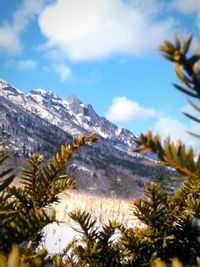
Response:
[0,134,97,265]
[131,34,200,265]
[133,130,200,180]
[66,181,200,266]
[159,35,199,95]
[64,34,200,266]
[0,244,47,267]
[132,181,200,264]
[0,147,15,191]
[153,257,200,267]
[65,210,122,266]
[1,34,200,267]
[159,34,200,137]
[133,34,200,179]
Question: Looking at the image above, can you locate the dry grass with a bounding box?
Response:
[54,190,142,228]
[42,190,144,254]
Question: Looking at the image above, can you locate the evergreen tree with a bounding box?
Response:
[64,34,200,266]
[0,134,97,266]
[0,34,200,267]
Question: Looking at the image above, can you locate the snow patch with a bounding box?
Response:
[116,128,122,136]
[41,222,79,254]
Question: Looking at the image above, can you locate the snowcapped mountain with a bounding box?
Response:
[0,79,137,151]
[0,79,174,197]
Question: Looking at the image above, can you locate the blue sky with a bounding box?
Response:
[0,0,200,150]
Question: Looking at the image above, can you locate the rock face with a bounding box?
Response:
[0,79,173,197]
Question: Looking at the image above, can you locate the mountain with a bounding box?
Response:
[0,79,175,197]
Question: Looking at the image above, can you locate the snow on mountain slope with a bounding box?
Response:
[0,79,137,150]
[0,79,176,197]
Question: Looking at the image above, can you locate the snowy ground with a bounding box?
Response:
[41,222,79,254]
[41,190,143,255]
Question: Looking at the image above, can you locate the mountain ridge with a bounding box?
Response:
[0,79,174,197]
[0,79,137,150]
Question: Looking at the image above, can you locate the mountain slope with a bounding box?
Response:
[0,79,137,150]
[0,79,174,197]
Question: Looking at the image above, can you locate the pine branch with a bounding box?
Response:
[14,134,97,208]
[0,150,15,191]
[132,130,200,180]
[131,183,168,228]
[0,134,97,254]
[69,209,99,243]
[159,34,200,138]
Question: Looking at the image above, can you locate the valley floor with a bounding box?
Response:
[41,190,143,254]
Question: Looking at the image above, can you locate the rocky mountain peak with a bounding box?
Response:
[0,79,9,87]
[0,79,21,96]
[0,78,139,150]
[29,88,61,100]
[66,95,82,105]
[66,95,96,116]
[0,78,174,198]
[66,95,85,115]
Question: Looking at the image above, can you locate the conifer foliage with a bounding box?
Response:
[133,34,200,179]
[63,34,200,266]
[0,134,97,266]
[60,181,200,266]
[0,34,200,267]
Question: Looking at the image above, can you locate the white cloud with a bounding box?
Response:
[0,0,45,54]
[0,24,22,54]
[127,0,166,16]
[17,60,37,70]
[171,0,200,14]
[54,64,72,81]
[153,116,200,150]
[5,59,37,70]
[39,0,175,61]
[171,0,200,32]
[105,96,156,122]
